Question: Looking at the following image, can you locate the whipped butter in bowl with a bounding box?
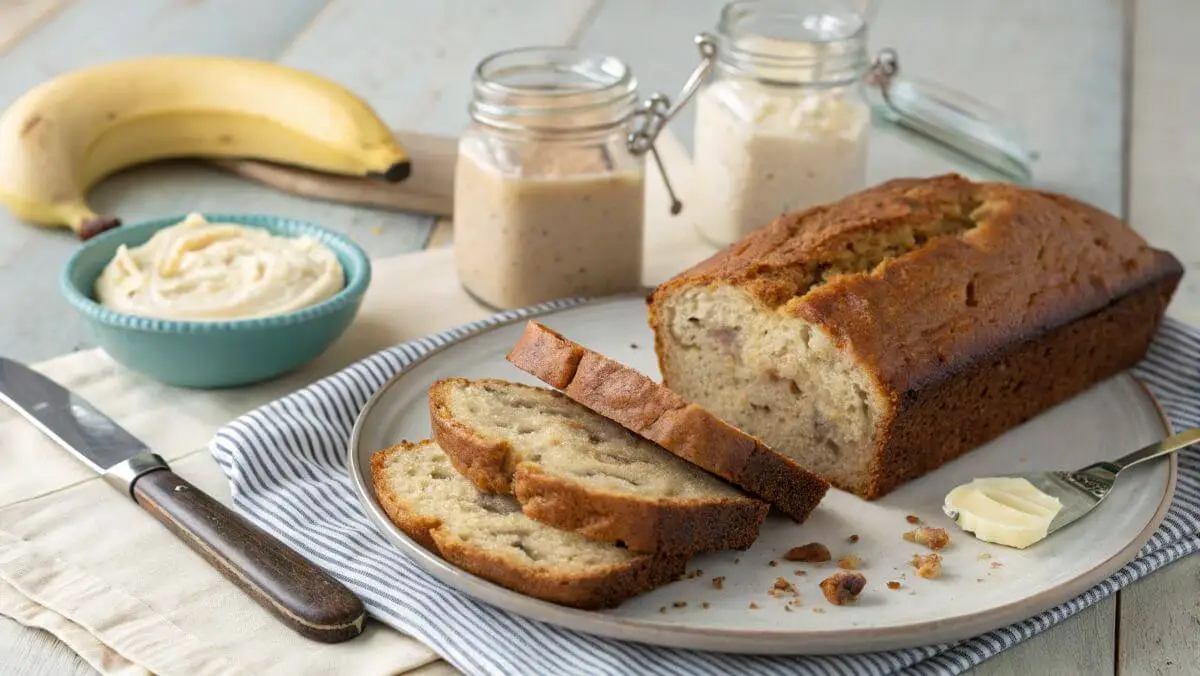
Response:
[95,212,344,321]
[63,213,369,388]
[943,477,1064,549]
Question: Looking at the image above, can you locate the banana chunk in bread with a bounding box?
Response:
[650,174,1182,499]
[428,378,769,554]
[371,440,686,609]
[507,320,829,522]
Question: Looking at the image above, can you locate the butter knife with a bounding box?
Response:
[0,357,365,643]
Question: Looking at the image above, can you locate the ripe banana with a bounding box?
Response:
[0,56,410,239]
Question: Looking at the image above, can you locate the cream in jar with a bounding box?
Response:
[453,47,646,310]
[95,213,344,320]
[692,4,871,246]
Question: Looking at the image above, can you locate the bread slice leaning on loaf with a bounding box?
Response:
[649,174,1183,500]
[428,378,769,554]
[506,320,830,522]
[371,440,686,609]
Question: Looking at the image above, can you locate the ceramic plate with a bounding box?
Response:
[348,296,1175,655]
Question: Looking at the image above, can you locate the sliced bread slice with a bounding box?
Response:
[428,378,768,554]
[370,440,686,609]
[506,321,830,522]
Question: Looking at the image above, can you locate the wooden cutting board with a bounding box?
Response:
[208,131,458,218]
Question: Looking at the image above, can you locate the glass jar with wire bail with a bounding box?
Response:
[691,0,873,247]
[454,47,679,310]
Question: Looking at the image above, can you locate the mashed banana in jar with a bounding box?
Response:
[95,213,344,321]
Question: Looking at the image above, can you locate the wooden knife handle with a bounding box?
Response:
[131,468,366,643]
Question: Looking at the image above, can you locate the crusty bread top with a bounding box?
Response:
[650,174,1183,394]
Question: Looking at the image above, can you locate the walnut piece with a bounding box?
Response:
[819,571,867,605]
[903,527,951,551]
[784,542,831,563]
[912,553,943,579]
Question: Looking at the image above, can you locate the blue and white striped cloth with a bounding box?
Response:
[210,301,1200,676]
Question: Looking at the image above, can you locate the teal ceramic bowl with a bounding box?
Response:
[61,213,371,389]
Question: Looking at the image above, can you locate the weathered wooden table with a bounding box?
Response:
[1,1,1196,674]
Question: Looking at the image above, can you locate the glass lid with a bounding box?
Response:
[863,48,1037,184]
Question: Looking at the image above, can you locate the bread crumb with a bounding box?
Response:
[793,569,807,576]
[819,571,867,605]
[685,569,705,580]
[659,606,666,613]
[673,601,687,608]
[887,581,901,590]
[990,561,1003,569]
[772,576,794,592]
[768,560,778,567]
[712,576,725,590]
[630,343,639,349]
[784,605,794,612]
[812,607,825,614]
[789,596,803,607]
[905,514,920,524]
[749,602,760,610]
[911,553,943,579]
[847,534,859,544]
[903,527,951,551]
[734,558,740,564]
[784,542,831,562]
[701,602,710,609]
[977,578,985,583]
[978,552,992,561]
[837,556,862,570]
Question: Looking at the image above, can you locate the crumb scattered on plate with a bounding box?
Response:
[820,571,867,605]
[749,602,760,610]
[837,556,862,570]
[784,542,831,562]
[812,607,825,614]
[701,602,710,609]
[630,343,639,349]
[712,576,725,590]
[912,553,943,579]
[906,514,921,525]
[903,527,951,551]
[887,581,901,590]
[990,561,1003,569]
[794,569,807,576]
[769,560,778,567]
[847,534,860,544]
[673,601,687,608]
[978,552,992,561]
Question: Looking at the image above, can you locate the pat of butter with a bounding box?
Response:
[943,477,1063,549]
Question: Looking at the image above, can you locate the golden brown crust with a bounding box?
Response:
[513,464,764,553]
[649,173,1184,500]
[428,378,769,554]
[506,321,829,522]
[428,382,514,494]
[369,442,687,610]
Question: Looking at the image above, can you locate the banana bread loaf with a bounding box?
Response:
[648,174,1182,499]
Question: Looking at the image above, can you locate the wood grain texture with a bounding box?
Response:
[1127,0,1200,324]
[1118,555,1200,676]
[0,617,95,676]
[131,468,366,644]
[213,131,459,217]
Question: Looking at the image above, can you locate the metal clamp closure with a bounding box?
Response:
[626,33,718,215]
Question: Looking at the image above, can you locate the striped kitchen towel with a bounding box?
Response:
[210,301,1200,676]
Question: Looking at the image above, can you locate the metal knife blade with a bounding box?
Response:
[0,356,366,643]
[0,357,148,473]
